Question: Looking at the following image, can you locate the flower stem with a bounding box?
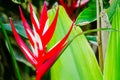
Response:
[0,21,22,80]
[36,71,42,80]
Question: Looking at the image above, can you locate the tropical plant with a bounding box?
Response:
[10,2,74,80]
[0,0,120,80]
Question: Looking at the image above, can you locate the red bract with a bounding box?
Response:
[10,2,74,80]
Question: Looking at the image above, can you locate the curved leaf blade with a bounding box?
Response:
[48,6,102,80]
[104,4,120,80]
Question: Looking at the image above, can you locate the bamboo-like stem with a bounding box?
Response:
[0,21,22,80]
[99,0,105,64]
[99,0,103,10]
[100,0,111,63]
[96,0,103,72]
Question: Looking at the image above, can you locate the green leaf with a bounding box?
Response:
[75,6,96,26]
[75,0,96,26]
[11,43,34,69]
[0,20,22,80]
[0,23,33,68]
[103,0,110,8]
[0,24,27,38]
[86,35,97,42]
[107,0,120,21]
[48,6,102,80]
[104,4,120,80]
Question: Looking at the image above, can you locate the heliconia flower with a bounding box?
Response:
[10,2,74,80]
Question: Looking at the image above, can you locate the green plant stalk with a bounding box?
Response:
[96,0,103,72]
[71,27,116,43]
[0,21,21,80]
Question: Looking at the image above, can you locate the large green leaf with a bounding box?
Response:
[48,6,102,80]
[103,4,120,80]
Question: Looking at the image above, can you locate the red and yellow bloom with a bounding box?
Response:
[10,2,73,80]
